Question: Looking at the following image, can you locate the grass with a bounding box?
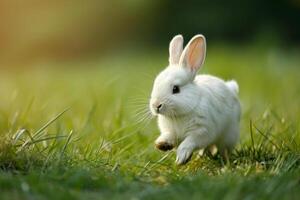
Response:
[0,45,300,199]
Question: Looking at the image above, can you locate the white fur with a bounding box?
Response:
[149,34,241,165]
[226,80,239,94]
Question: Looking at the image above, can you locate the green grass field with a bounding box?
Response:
[0,46,300,199]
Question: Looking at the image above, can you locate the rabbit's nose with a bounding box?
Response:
[156,104,162,112]
[152,101,163,113]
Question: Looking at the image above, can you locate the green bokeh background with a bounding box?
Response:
[0,1,300,199]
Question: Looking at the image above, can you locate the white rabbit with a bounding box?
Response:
[149,34,241,165]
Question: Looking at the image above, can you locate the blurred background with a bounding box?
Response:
[0,0,300,66]
[0,0,299,138]
[1,1,300,197]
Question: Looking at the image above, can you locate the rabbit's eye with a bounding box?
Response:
[172,85,180,94]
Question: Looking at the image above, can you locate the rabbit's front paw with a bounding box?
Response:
[176,147,193,165]
[155,135,175,151]
[155,142,173,151]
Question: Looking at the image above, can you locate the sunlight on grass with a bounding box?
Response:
[0,46,300,199]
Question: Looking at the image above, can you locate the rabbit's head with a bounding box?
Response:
[150,35,206,117]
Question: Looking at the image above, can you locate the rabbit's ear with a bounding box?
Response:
[179,35,206,73]
[169,35,184,65]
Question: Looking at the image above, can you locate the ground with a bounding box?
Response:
[0,45,299,199]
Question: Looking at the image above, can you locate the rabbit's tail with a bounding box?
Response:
[226,80,239,94]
